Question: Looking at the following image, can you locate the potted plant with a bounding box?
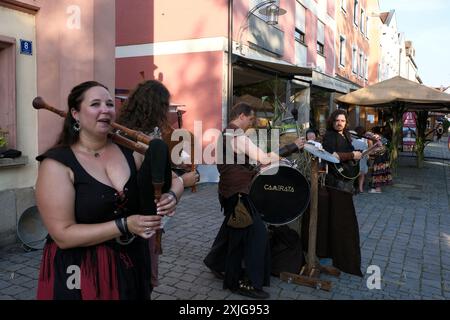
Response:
[0,129,8,153]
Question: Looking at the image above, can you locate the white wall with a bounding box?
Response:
[0,6,38,191]
[316,53,326,73]
[379,11,401,81]
[295,41,307,66]
[0,5,38,247]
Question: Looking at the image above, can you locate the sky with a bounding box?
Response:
[379,0,450,87]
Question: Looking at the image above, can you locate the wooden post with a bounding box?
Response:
[281,156,340,291]
[307,157,319,271]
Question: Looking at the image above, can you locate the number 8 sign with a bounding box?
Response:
[20,39,33,55]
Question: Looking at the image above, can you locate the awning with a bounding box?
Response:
[233,54,359,94]
[313,72,360,93]
[233,54,312,79]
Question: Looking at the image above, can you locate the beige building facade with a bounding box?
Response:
[0,0,115,246]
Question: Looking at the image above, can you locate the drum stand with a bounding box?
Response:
[280,157,340,291]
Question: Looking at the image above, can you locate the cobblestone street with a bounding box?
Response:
[1,140,449,300]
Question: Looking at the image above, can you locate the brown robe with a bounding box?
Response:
[302,129,363,277]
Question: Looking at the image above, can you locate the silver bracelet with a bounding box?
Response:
[167,190,178,204]
[177,175,184,187]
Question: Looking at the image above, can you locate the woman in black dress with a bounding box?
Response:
[35,81,181,299]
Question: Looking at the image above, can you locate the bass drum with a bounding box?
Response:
[249,160,310,225]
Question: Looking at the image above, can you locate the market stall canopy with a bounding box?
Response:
[335,76,450,110]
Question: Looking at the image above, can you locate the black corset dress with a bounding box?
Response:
[36,145,152,300]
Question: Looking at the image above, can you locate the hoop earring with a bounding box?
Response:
[73,120,80,132]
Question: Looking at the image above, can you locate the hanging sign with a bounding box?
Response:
[402,112,416,152]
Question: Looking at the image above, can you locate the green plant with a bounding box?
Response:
[0,136,6,148]
[415,111,428,168]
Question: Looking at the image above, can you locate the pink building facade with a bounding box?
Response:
[335,0,382,130]
[116,0,228,134]
[115,0,371,135]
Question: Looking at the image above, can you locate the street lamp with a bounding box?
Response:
[259,2,287,25]
[236,0,286,55]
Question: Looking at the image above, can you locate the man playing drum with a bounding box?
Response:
[203,102,305,299]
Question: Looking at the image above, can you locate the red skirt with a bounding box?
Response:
[37,238,151,300]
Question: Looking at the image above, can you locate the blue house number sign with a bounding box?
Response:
[20,40,32,55]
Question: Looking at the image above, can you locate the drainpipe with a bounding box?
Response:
[227,0,234,129]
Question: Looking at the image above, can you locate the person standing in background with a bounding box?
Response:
[117,80,192,289]
[352,126,369,194]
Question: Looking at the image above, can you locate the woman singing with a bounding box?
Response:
[35,81,180,299]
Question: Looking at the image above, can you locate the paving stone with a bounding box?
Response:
[207,289,231,299]
[0,279,10,290]
[21,279,38,289]
[172,289,196,300]
[1,285,28,296]
[13,290,36,300]
[421,279,442,289]
[174,280,194,291]
[154,294,177,300]
[161,276,181,286]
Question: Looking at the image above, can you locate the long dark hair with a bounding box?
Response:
[117,80,171,133]
[326,109,351,140]
[55,81,109,147]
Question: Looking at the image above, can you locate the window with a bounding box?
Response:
[295,2,306,44]
[353,0,359,26]
[339,36,346,66]
[0,36,17,149]
[317,20,325,55]
[365,56,369,80]
[378,63,381,81]
[341,0,347,12]
[352,46,358,73]
[359,51,364,77]
[360,9,365,34]
[317,43,324,55]
[295,28,305,44]
[365,16,369,37]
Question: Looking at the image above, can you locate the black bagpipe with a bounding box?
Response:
[32,97,174,249]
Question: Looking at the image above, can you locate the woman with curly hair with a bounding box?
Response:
[119,80,172,136]
[117,80,197,288]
